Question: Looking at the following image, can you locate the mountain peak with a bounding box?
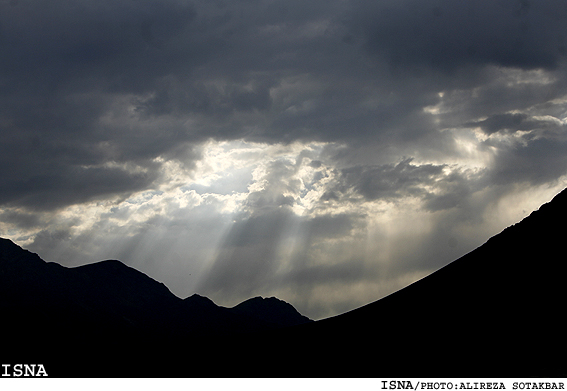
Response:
[75,259,132,272]
[183,293,218,308]
[231,295,312,327]
[239,296,282,304]
[0,238,43,265]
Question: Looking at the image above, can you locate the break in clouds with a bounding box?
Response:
[1,0,567,319]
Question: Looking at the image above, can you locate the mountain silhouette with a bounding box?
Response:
[258,187,567,377]
[0,239,311,376]
[230,296,312,327]
[1,187,567,377]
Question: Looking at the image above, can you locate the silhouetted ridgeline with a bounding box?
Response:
[269,187,567,377]
[0,239,311,377]
[1,188,567,377]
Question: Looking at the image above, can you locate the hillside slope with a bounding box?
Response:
[257,188,567,377]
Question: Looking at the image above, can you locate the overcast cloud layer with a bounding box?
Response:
[1,0,567,319]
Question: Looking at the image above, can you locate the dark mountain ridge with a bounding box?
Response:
[0,239,312,376]
[0,239,310,331]
[263,187,567,377]
[230,296,313,327]
[2,187,567,377]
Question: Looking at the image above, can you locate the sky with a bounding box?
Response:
[1,0,567,320]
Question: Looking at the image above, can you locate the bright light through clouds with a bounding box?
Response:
[1,0,567,319]
[3,137,566,319]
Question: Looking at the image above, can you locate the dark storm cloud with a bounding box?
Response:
[0,0,200,90]
[0,0,206,210]
[322,158,495,214]
[326,158,447,202]
[353,0,567,72]
[0,0,343,210]
[423,168,490,212]
[3,0,567,213]
[343,0,567,152]
[0,209,42,230]
[490,137,567,186]
[0,162,159,210]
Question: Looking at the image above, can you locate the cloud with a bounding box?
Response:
[0,163,160,210]
[466,113,551,135]
[489,137,567,185]
[353,0,567,73]
[336,158,447,201]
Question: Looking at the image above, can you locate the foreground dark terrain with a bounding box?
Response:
[2,188,567,377]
